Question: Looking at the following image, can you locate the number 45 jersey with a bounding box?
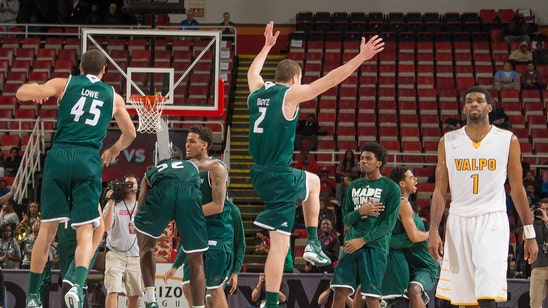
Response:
[54,74,115,150]
[248,82,298,166]
[444,126,511,216]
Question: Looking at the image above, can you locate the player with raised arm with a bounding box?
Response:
[247,21,384,307]
[18,49,136,308]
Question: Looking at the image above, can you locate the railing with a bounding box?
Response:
[0,22,237,54]
[11,120,45,204]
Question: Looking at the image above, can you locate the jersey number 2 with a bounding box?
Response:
[71,97,104,126]
[253,107,267,134]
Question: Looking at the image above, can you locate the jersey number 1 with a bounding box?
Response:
[471,174,479,194]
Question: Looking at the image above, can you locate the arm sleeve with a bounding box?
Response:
[231,205,246,274]
[342,182,365,226]
[362,183,401,244]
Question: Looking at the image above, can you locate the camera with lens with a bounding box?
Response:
[107,181,133,203]
[534,209,544,218]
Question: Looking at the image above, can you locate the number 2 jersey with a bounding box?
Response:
[247,82,298,166]
[445,126,512,217]
[54,74,114,150]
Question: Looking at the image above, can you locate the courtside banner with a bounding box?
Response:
[4,270,539,307]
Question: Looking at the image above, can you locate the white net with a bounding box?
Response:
[128,95,166,134]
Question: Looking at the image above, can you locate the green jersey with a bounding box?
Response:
[248,82,298,166]
[227,199,245,274]
[199,159,233,243]
[404,213,438,275]
[342,176,401,254]
[54,74,114,150]
[389,208,439,278]
[146,159,200,188]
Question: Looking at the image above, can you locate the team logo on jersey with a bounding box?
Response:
[351,185,382,212]
[454,158,496,171]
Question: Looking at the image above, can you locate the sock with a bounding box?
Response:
[144,287,156,303]
[28,271,43,295]
[74,266,88,288]
[265,291,279,307]
[306,226,319,242]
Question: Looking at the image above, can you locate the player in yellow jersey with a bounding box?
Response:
[428,86,537,307]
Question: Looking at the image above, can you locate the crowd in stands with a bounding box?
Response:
[9,0,147,27]
[0,6,547,306]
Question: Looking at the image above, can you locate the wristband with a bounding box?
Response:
[524,224,536,240]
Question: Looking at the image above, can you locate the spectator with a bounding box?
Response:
[86,2,101,24]
[444,117,461,132]
[293,150,320,174]
[316,218,340,273]
[318,200,335,228]
[3,147,21,177]
[103,2,122,25]
[103,175,142,308]
[179,8,199,30]
[0,181,8,198]
[503,13,533,44]
[295,114,326,151]
[294,201,305,229]
[250,273,288,308]
[219,11,235,37]
[489,106,512,130]
[0,224,21,269]
[254,230,270,255]
[526,183,541,207]
[530,198,548,307]
[0,152,4,177]
[318,167,337,202]
[494,61,521,91]
[20,219,40,269]
[318,281,353,307]
[533,42,548,65]
[521,61,546,90]
[0,199,19,227]
[66,0,87,24]
[0,0,19,30]
[335,150,359,182]
[20,201,40,232]
[335,167,361,204]
[509,41,533,64]
[524,170,543,195]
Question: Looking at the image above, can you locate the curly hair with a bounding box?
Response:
[189,126,214,150]
[360,142,388,168]
[389,166,410,184]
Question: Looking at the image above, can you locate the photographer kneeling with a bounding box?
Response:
[103,175,143,308]
[530,198,548,308]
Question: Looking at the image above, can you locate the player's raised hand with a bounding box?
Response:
[264,21,279,47]
[359,35,384,62]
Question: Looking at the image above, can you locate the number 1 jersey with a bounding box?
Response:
[444,126,512,216]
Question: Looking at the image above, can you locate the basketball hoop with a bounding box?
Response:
[128,95,166,134]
